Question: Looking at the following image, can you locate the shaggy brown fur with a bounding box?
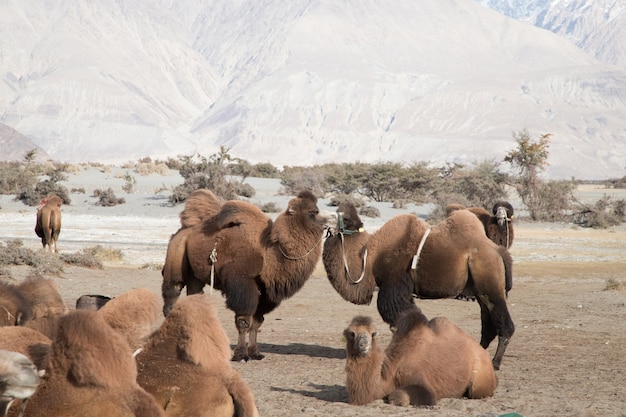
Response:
[445,201,515,248]
[344,308,497,407]
[0,282,32,327]
[98,288,161,351]
[324,202,514,369]
[22,310,166,417]
[0,350,40,417]
[137,294,259,417]
[34,194,62,253]
[0,327,51,371]
[161,189,335,361]
[17,277,68,340]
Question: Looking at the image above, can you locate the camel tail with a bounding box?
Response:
[497,246,513,296]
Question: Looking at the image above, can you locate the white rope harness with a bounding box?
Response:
[209,243,217,295]
[411,227,431,272]
[278,234,325,260]
[340,233,367,284]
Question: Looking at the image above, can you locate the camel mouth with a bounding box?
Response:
[495,207,509,226]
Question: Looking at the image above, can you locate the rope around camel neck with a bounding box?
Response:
[278,234,325,260]
[340,232,367,284]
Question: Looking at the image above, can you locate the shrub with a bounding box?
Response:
[258,202,282,213]
[93,188,125,206]
[359,206,380,218]
[328,194,365,208]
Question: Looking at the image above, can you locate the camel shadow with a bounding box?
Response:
[254,342,345,359]
[271,383,348,403]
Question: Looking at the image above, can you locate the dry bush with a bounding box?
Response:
[604,278,626,292]
[140,262,163,271]
[328,194,365,208]
[93,188,125,206]
[0,240,64,275]
[82,245,123,262]
[359,205,380,218]
[60,252,103,269]
[258,202,281,213]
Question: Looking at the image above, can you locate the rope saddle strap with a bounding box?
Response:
[411,227,431,273]
[209,243,217,295]
[278,234,325,260]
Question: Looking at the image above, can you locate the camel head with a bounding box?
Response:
[493,201,514,226]
[0,350,40,402]
[334,202,364,236]
[287,190,337,230]
[344,316,377,357]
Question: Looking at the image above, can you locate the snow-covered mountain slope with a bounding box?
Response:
[1,0,625,180]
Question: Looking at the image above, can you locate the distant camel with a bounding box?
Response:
[445,201,515,248]
[137,294,259,417]
[22,310,166,417]
[34,194,62,253]
[0,350,40,417]
[324,202,514,369]
[344,307,497,406]
[161,189,336,361]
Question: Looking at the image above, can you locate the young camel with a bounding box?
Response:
[344,307,497,407]
[136,294,258,417]
[22,310,166,417]
[0,350,40,417]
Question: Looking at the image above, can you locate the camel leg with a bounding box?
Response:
[246,315,265,360]
[233,314,253,362]
[44,226,53,253]
[477,295,514,370]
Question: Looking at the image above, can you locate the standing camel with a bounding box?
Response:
[323,202,514,369]
[445,201,515,248]
[161,189,336,361]
[35,194,62,253]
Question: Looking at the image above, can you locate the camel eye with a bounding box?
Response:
[310,209,319,217]
[345,331,355,340]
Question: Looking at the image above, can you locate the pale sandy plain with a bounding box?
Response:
[0,168,625,417]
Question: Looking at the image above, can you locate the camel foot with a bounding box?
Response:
[247,352,265,361]
[232,346,250,362]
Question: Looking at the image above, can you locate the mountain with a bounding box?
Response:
[1,0,625,180]
[0,123,50,162]
[477,0,626,65]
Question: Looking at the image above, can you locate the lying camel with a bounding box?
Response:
[98,288,161,352]
[22,310,166,417]
[0,281,32,327]
[0,350,40,417]
[324,202,514,369]
[136,294,259,417]
[344,307,497,407]
[445,201,515,248]
[34,194,62,253]
[17,277,68,340]
[0,326,51,371]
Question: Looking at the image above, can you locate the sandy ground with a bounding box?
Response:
[1,169,625,417]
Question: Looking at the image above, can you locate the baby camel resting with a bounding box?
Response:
[344,307,497,407]
[22,310,166,417]
[136,294,258,417]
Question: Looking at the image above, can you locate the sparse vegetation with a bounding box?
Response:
[604,278,626,292]
[258,202,282,213]
[93,188,125,206]
[121,171,136,194]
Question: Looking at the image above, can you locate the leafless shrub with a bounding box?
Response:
[93,188,125,206]
[359,206,380,218]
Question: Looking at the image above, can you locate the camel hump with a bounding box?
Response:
[444,203,466,217]
[44,194,63,207]
[394,307,429,337]
[180,189,222,228]
[215,200,268,230]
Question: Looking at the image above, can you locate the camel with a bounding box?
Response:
[98,288,161,351]
[161,189,336,361]
[445,201,515,248]
[0,281,32,327]
[344,307,497,406]
[0,326,52,371]
[17,277,68,340]
[22,310,166,417]
[323,202,514,369]
[0,350,40,417]
[136,294,259,417]
[34,194,62,253]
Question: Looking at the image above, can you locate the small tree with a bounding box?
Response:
[504,130,553,220]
